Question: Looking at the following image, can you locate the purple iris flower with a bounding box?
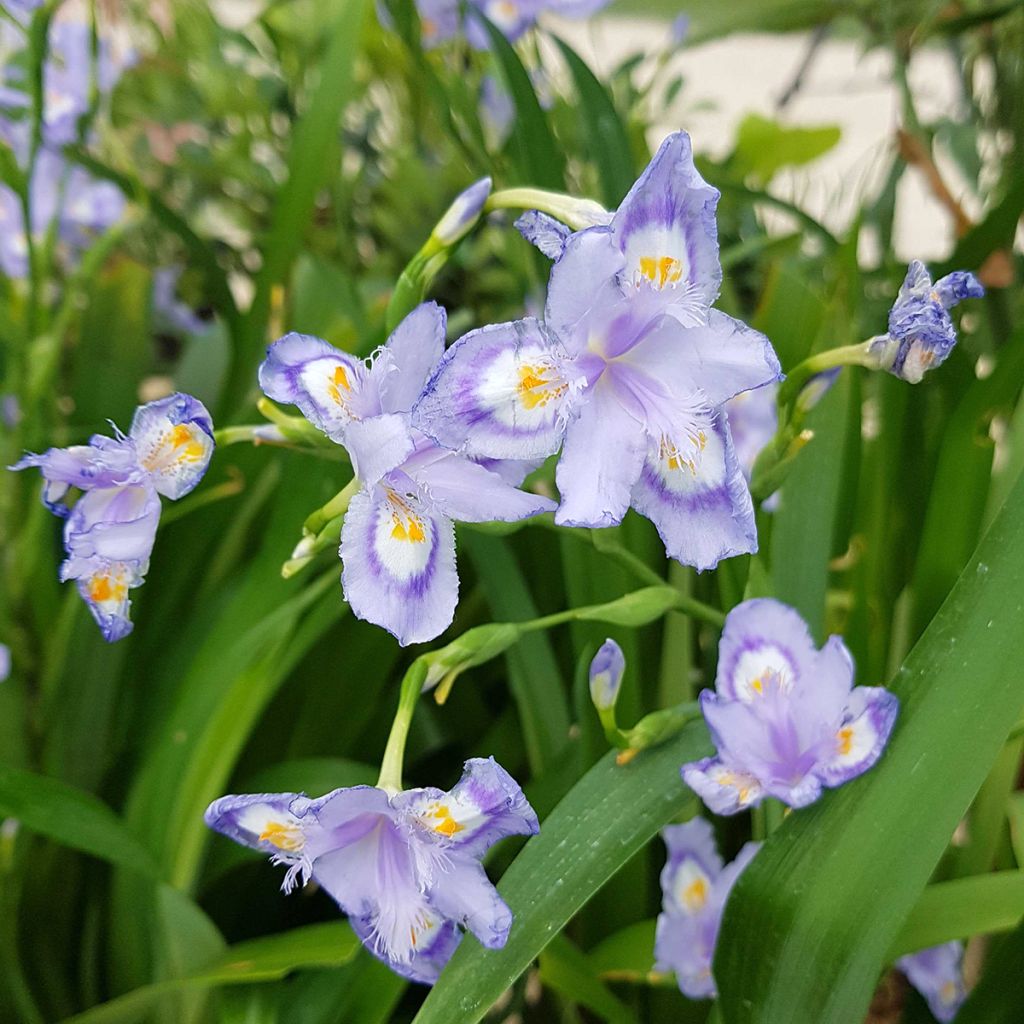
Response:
[153,266,206,336]
[414,133,781,571]
[654,818,759,1000]
[681,598,899,813]
[0,149,124,279]
[259,303,555,646]
[897,942,967,1022]
[870,261,984,383]
[11,394,214,641]
[205,757,538,984]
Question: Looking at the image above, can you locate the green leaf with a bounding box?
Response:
[0,765,159,879]
[588,919,660,983]
[887,873,1024,959]
[939,170,1024,275]
[411,722,710,1024]
[730,114,841,187]
[473,11,565,191]
[60,924,360,1024]
[716,471,1024,1024]
[554,37,634,206]
[539,934,635,1024]
[229,0,370,412]
[955,918,1024,1024]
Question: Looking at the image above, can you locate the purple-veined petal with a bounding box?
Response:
[62,557,145,643]
[408,450,555,523]
[128,393,214,499]
[797,633,855,723]
[633,310,782,407]
[401,757,539,858]
[681,756,763,815]
[427,855,513,949]
[515,210,571,260]
[554,380,647,528]
[818,686,899,788]
[610,131,721,325]
[340,483,458,646]
[413,318,579,461]
[660,818,723,916]
[62,483,161,566]
[378,302,447,414]
[259,332,372,441]
[655,910,718,999]
[349,910,462,984]
[714,597,818,702]
[630,410,756,571]
[343,414,416,487]
[472,456,545,487]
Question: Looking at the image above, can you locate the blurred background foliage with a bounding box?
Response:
[0,0,1022,1022]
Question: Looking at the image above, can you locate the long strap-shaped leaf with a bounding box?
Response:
[411,721,711,1024]
[715,471,1024,1024]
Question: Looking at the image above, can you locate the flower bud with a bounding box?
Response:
[423,622,522,701]
[589,638,625,712]
[432,177,492,248]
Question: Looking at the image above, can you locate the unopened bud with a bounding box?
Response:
[433,177,493,248]
[424,622,522,701]
[589,639,625,712]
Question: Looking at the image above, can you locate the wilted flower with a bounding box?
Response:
[589,638,625,712]
[870,261,983,383]
[897,942,967,1022]
[259,303,554,645]
[204,757,538,984]
[681,598,898,813]
[415,133,780,571]
[11,394,214,641]
[655,818,759,999]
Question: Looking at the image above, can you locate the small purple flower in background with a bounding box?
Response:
[870,261,984,383]
[10,394,214,641]
[682,598,898,813]
[589,638,625,711]
[724,383,777,491]
[205,757,538,983]
[0,644,10,683]
[153,266,206,336]
[259,303,554,645]
[897,942,967,1022]
[415,133,780,571]
[655,818,759,999]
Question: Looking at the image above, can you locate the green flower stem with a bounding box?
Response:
[484,187,608,230]
[775,341,878,411]
[302,476,360,537]
[281,513,344,579]
[376,660,429,793]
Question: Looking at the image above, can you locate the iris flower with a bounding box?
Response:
[897,942,967,1022]
[682,599,899,813]
[414,133,781,570]
[654,818,759,999]
[205,757,538,984]
[870,261,983,383]
[259,302,555,646]
[11,394,214,641]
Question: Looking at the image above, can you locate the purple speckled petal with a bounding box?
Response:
[413,317,578,461]
[128,393,215,500]
[340,482,457,646]
[378,302,447,414]
[714,598,818,702]
[681,756,763,815]
[630,409,756,571]
[818,686,899,788]
[611,131,721,325]
[409,449,555,524]
[515,210,571,260]
[554,380,647,528]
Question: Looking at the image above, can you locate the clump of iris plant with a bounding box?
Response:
[871,261,984,383]
[259,302,555,645]
[655,817,759,1000]
[681,598,899,813]
[205,757,538,983]
[11,394,214,641]
[897,942,968,1022]
[414,132,781,571]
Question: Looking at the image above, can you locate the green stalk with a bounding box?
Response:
[376,660,429,793]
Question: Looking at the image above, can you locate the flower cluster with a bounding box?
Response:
[0,13,131,278]
[414,133,781,572]
[205,757,538,982]
[11,395,214,641]
[682,599,899,814]
[655,818,759,999]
